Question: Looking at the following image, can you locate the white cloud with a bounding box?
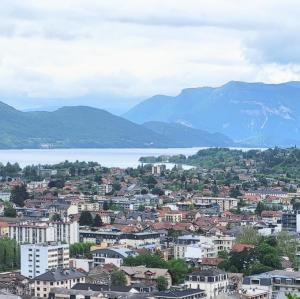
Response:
[0,0,299,108]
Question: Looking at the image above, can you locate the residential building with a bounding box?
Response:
[174,235,217,260]
[194,197,238,212]
[98,184,112,196]
[282,210,300,233]
[185,269,229,299]
[242,270,300,299]
[80,230,161,247]
[21,243,69,279]
[32,269,86,298]
[92,247,137,268]
[9,220,79,244]
[120,265,172,288]
[152,164,166,176]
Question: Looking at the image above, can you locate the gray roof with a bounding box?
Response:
[34,268,86,281]
[155,289,206,298]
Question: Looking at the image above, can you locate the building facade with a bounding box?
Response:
[21,243,69,279]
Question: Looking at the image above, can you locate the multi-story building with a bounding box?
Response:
[92,247,136,268]
[98,184,112,196]
[8,220,79,244]
[77,201,100,212]
[242,270,300,299]
[21,243,69,279]
[165,211,183,223]
[121,266,172,288]
[185,269,229,299]
[211,234,235,253]
[80,230,161,247]
[174,235,217,260]
[194,197,238,212]
[152,164,167,176]
[282,210,300,233]
[32,268,86,298]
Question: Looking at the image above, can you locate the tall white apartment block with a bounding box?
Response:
[21,243,70,279]
[9,220,79,244]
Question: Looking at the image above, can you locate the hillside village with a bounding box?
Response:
[1,148,300,299]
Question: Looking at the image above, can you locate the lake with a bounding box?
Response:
[0,148,205,168]
[0,147,265,168]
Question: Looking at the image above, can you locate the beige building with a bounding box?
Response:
[120,265,172,288]
[32,269,86,298]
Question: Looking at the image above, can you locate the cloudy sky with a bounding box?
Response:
[1,0,300,113]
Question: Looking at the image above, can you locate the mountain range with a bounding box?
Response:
[0,101,232,149]
[124,81,300,146]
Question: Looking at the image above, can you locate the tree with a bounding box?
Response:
[0,238,20,271]
[51,213,62,222]
[93,214,103,227]
[286,294,300,299]
[255,202,265,216]
[236,227,261,245]
[4,205,17,217]
[69,242,94,258]
[79,211,93,226]
[10,185,29,207]
[111,271,127,286]
[277,231,299,267]
[167,259,189,285]
[156,276,168,291]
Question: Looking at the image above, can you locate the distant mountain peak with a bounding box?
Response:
[124,81,300,146]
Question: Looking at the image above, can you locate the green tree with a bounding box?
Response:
[167,259,189,284]
[0,238,20,271]
[277,231,299,267]
[79,211,93,226]
[286,294,300,299]
[111,271,127,286]
[10,185,29,207]
[69,242,94,258]
[4,205,17,217]
[156,276,168,291]
[236,227,261,245]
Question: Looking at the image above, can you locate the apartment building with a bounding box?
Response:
[194,197,238,212]
[174,235,217,260]
[80,230,161,247]
[32,268,86,298]
[9,220,79,244]
[185,269,229,299]
[98,184,112,196]
[242,270,300,299]
[21,243,69,279]
[92,247,136,268]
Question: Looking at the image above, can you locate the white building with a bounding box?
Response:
[242,270,300,299]
[185,269,229,299]
[92,247,137,268]
[194,197,238,212]
[9,220,79,244]
[174,235,217,260]
[21,243,69,279]
[98,184,112,196]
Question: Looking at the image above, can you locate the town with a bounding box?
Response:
[1,148,300,299]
